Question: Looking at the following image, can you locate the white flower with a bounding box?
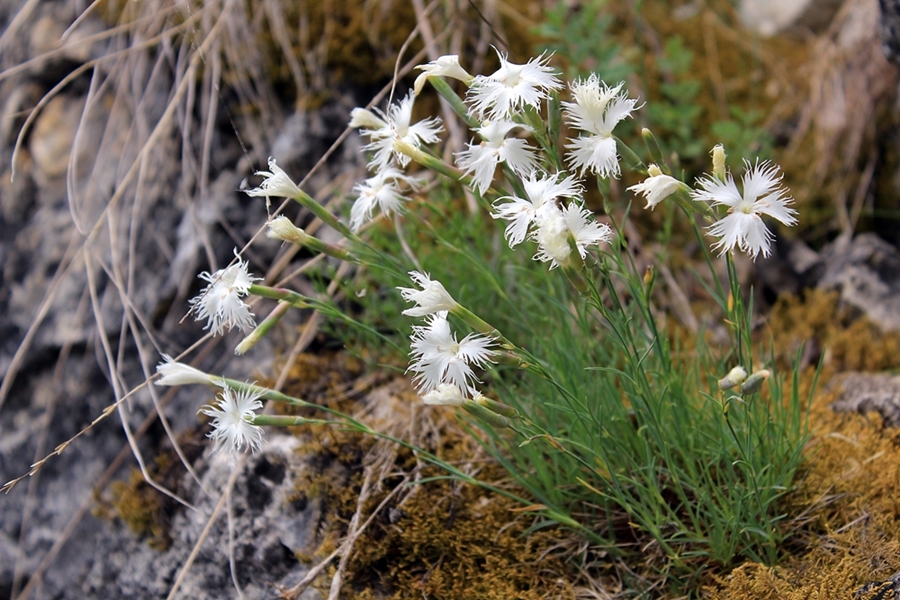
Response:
[349,107,387,130]
[200,386,265,455]
[455,120,538,195]
[563,76,638,178]
[628,165,685,210]
[533,203,612,269]
[421,383,467,406]
[351,91,443,171]
[398,271,458,317]
[155,354,215,386]
[189,251,261,336]
[414,55,473,95]
[408,312,496,395]
[349,167,420,232]
[691,160,798,259]
[244,158,301,200]
[467,49,562,119]
[491,171,583,248]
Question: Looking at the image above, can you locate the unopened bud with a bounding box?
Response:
[712,144,726,181]
[462,399,512,429]
[473,394,518,419]
[718,366,748,390]
[740,369,771,395]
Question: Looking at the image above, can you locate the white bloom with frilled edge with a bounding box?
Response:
[563,76,639,178]
[691,160,798,259]
[408,312,496,395]
[421,383,467,406]
[244,158,301,201]
[189,251,261,336]
[628,165,685,210]
[349,167,420,232]
[455,120,538,195]
[155,354,215,386]
[491,171,583,248]
[533,203,612,269]
[467,50,562,119]
[200,386,264,455]
[349,107,387,130]
[414,55,473,95]
[398,271,458,317]
[351,91,443,171]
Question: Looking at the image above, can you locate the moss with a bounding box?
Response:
[110,467,172,551]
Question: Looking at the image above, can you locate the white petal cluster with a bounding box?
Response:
[408,312,496,395]
[691,160,797,259]
[421,383,468,407]
[189,251,261,336]
[351,91,443,172]
[455,120,538,195]
[155,354,215,386]
[398,271,458,317]
[467,49,562,119]
[563,77,638,178]
[533,203,612,269]
[414,55,473,95]
[244,158,301,200]
[200,386,265,455]
[628,165,685,210]
[491,171,583,248]
[349,167,420,232]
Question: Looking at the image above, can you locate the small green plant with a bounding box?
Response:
[146,49,810,592]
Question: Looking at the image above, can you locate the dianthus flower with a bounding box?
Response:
[421,383,468,406]
[398,271,458,317]
[455,120,538,195]
[408,312,496,395]
[628,165,686,210]
[244,158,302,201]
[189,251,261,336]
[467,49,562,119]
[414,55,473,95]
[350,91,443,171]
[491,171,583,248]
[349,167,420,232]
[155,354,216,386]
[200,386,265,455]
[691,160,797,259]
[532,203,612,269]
[562,76,638,179]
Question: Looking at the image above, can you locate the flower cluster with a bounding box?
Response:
[164,49,801,462]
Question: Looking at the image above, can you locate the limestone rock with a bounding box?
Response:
[739,0,845,36]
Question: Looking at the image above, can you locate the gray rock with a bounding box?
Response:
[739,0,845,36]
[816,233,900,331]
[831,372,900,426]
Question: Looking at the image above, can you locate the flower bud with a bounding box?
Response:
[473,394,519,419]
[156,354,215,386]
[718,366,748,390]
[740,369,771,395]
[712,144,726,181]
[462,399,512,429]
